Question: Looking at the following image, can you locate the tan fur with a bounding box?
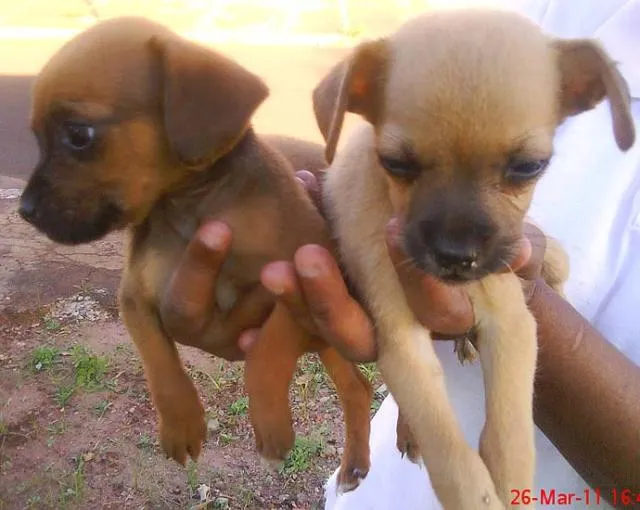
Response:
[20,17,371,492]
[312,9,634,508]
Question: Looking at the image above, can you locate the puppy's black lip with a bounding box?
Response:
[21,202,124,246]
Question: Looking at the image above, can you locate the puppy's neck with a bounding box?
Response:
[155,128,290,241]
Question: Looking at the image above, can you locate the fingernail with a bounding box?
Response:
[261,264,285,295]
[297,251,326,279]
[238,329,260,353]
[199,222,229,251]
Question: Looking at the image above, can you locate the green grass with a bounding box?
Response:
[218,432,236,446]
[358,362,379,383]
[186,461,199,493]
[54,384,75,408]
[31,346,60,371]
[58,454,85,504]
[228,396,249,416]
[43,317,62,332]
[71,345,108,389]
[93,399,111,418]
[280,435,324,475]
[136,433,155,451]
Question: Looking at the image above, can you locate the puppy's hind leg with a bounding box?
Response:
[396,410,421,464]
[468,274,538,507]
[318,346,373,494]
[244,303,304,468]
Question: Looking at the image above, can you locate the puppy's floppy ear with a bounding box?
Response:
[554,39,635,151]
[312,39,388,163]
[150,36,269,166]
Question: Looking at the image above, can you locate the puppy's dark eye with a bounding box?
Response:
[505,159,549,182]
[62,123,96,151]
[378,155,420,180]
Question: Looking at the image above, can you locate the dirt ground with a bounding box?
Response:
[0,179,386,509]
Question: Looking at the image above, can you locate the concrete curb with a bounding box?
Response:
[0,26,359,47]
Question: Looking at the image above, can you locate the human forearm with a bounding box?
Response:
[529,279,640,499]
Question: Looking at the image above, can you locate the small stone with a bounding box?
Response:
[207,418,220,432]
[322,445,337,457]
[214,496,229,508]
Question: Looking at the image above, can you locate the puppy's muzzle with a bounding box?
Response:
[18,177,124,245]
[431,238,479,276]
[405,213,505,283]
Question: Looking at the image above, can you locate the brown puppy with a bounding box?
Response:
[18,17,372,492]
[312,8,634,509]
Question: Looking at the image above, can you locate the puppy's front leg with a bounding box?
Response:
[120,286,206,465]
[341,241,502,509]
[468,274,537,506]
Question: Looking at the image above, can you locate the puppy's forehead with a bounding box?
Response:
[32,17,174,125]
[381,10,558,157]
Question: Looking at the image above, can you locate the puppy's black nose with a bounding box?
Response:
[432,242,478,272]
[18,195,36,222]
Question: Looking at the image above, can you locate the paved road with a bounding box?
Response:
[0,37,353,182]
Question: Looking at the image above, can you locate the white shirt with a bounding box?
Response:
[325,1,640,508]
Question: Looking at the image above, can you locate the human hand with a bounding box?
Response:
[238,172,546,362]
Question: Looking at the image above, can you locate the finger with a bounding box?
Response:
[161,221,231,335]
[498,235,532,274]
[260,261,314,332]
[294,245,377,362]
[238,329,261,353]
[385,220,474,335]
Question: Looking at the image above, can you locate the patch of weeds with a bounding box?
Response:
[0,419,7,435]
[212,496,231,509]
[280,435,324,475]
[358,362,379,383]
[71,345,108,389]
[58,454,85,504]
[27,494,42,508]
[31,345,60,372]
[47,418,66,446]
[136,433,155,451]
[218,432,236,446]
[43,317,62,332]
[228,396,248,416]
[54,384,75,408]
[194,367,224,391]
[186,461,199,493]
[93,399,112,418]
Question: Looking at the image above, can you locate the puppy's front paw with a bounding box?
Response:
[155,380,207,465]
[336,456,370,494]
[252,413,295,465]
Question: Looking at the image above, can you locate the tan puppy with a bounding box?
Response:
[18,17,372,492]
[312,8,634,509]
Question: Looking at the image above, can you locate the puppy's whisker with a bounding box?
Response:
[499,258,515,275]
[395,257,418,271]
